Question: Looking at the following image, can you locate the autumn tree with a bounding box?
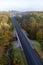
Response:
[36,29,43,41]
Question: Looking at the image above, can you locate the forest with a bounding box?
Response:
[0,12,14,65]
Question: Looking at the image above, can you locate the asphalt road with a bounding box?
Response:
[11,17,42,65]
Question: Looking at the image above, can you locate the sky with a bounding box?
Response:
[0,0,43,11]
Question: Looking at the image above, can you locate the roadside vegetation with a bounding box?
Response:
[12,47,27,65]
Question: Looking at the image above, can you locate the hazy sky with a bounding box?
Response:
[0,0,43,11]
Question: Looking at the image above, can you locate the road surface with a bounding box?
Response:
[11,17,42,65]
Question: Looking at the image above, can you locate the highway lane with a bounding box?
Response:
[11,17,42,65]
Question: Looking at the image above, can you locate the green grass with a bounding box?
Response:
[13,47,27,65]
[33,41,43,59]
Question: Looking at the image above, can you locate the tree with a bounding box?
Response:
[36,29,43,41]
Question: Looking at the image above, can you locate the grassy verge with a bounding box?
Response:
[33,41,43,60]
[13,47,27,65]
